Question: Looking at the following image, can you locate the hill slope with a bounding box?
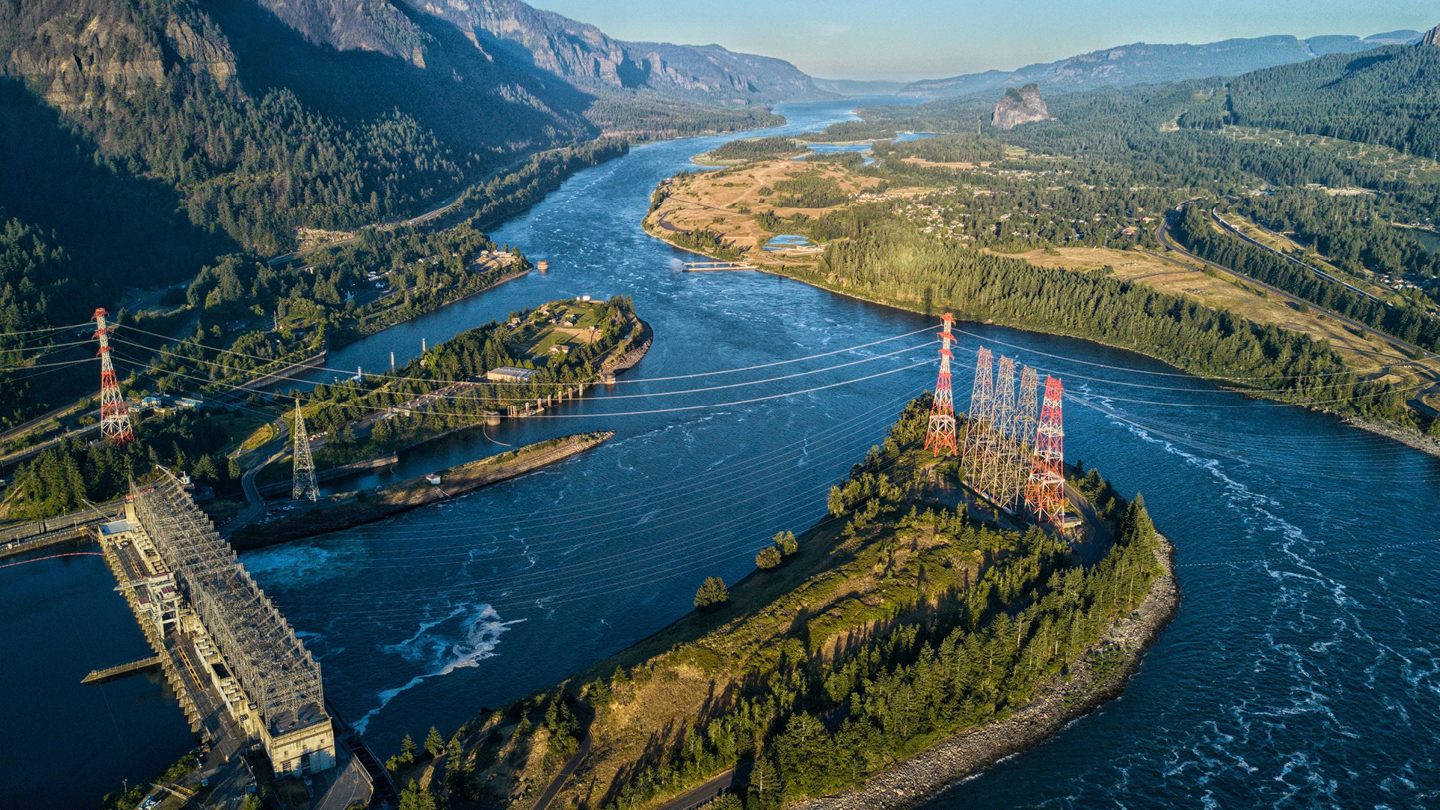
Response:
[902,30,1422,98]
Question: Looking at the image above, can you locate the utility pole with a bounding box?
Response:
[93,308,134,445]
[291,401,317,502]
[924,313,958,456]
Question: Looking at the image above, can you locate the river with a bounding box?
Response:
[6,96,1440,809]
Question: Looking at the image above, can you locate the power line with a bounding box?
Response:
[117,322,939,387]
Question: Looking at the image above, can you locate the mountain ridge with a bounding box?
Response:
[405,0,827,104]
[901,30,1423,97]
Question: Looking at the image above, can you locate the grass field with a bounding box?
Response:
[648,158,1440,403]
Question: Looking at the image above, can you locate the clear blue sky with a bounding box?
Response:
[533,0,1437,81]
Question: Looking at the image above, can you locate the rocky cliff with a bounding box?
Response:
[406,0,823,104]
[1423,24,1439,47]
[992,84,1048,130]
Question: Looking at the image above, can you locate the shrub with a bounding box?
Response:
[694,576,730,611]
[756,546,782,569]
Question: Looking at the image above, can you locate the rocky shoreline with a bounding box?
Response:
[793,535,1180,810]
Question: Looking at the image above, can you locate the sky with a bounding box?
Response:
[532,0,1437,81]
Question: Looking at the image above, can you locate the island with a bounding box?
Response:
[383,399,1178,810]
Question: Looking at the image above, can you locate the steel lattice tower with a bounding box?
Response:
[924,313,958,456]
[1025,375,1066,529]
[963,347,994,471]
[1018,365,1039,446]
[93,308,134,445]
[291,401,317,502]
[989,356,1025,506]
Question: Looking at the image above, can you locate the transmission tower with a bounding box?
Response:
[990,356,1026,507]
[1018,365,1039,446]
[93,308,134,445]
[1025,375,1066,530]
[962,347,994,471]
[291,401,317,502]
[924,313,958,456]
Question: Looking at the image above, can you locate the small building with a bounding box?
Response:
[485,366,537,383]
[426,473,442,486]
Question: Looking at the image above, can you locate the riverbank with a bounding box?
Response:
[423,401,1174,810]
[795,534,1179,810]
[332,266,533,349]
[643,167,1440,458]
[229,432,612,549]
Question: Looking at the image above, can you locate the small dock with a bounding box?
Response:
[82,655,163,684]
[681,261,752,271]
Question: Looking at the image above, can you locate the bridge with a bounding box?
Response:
[680,261,752,271]
[81,655,161,684]
[94,468,390,803]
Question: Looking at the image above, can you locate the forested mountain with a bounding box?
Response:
[0,0,818,261]
[2,0,596,257]
[1177,40,1440,160]
[407,0,826,105]
[902,30,1422,98]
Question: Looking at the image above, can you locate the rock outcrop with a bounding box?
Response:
[991,83,1049,130]
[6,0,239,115]
[406,0,824,104]
[1423,24,1439,47]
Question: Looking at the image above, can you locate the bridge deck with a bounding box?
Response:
[82,655,162,684]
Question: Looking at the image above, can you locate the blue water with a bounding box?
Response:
[763,234,815,251]
[10,95,1440,809]
[0,542,194,808]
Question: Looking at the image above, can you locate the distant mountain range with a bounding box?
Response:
[901,30,1424,97]
[812,78,908,96]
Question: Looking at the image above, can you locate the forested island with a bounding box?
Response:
[2,297,646,526]
[379,399,1177,810]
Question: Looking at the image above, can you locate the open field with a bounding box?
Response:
[647,157,1440,401]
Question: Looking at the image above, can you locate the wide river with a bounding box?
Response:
[6,97,1439,809]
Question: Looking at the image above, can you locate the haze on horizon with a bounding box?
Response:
[534,0,1436,82]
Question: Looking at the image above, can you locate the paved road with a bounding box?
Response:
[1155,209,1440,391]
[229,419,291,531]
[1210,207,1387,306]
[652,768,737,810]
[531,733,592,810]
[266,147,548,265]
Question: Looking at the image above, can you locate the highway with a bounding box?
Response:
[1208,206,1388,305]
[1155,207,1440,380]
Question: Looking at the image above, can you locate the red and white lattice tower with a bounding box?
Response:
[924,313,958,456]
[963,347,994,470]
[1025,375,1066,529]
[93,308,134,445]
